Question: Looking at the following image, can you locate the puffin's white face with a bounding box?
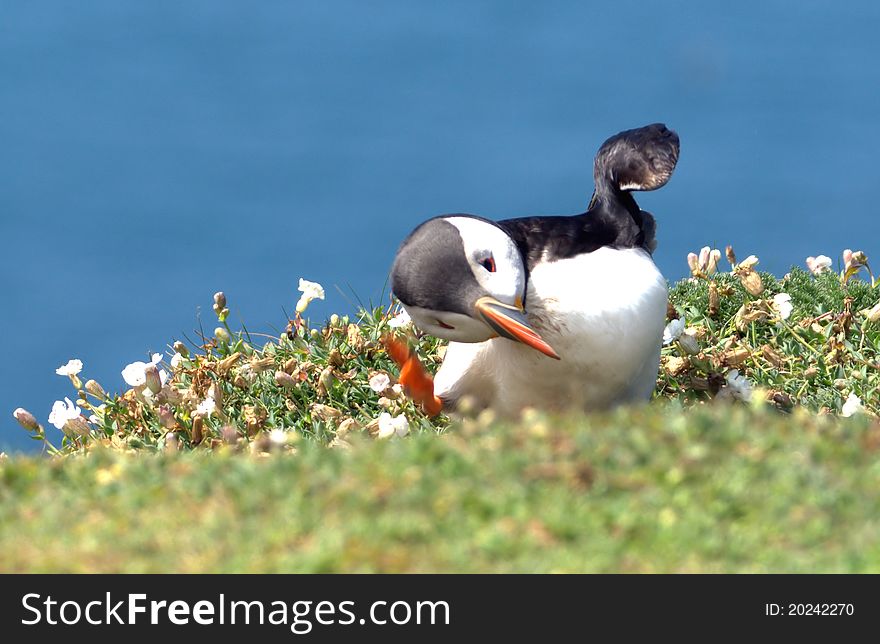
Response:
[392,216,558,360]
[399,217,526,342]
[446,216,527,305]
[401,304,493,342]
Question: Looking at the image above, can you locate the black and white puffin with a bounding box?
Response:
[390,123,679,414]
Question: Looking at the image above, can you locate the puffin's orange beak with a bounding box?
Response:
[475,296,560,360]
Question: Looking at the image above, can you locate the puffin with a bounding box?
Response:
[389,123,679,415]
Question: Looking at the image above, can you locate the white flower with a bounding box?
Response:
[738,255,759,270]
[841,392,864,417]
[121,353,164,387]
[369,373,391,393]
[295,278,325,314]
[662,318,685,345]
[170,352,185,369]
[48,397,83,430]
[805,255,832,275]
[388,308,412,328]
[771,293,793,320]
[269,428,288,446]
[195,396,217,417]
[377,412,410,439]
[55,359,83,376]
[724,369,752,402]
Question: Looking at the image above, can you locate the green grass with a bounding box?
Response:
[5,250,880,572]
[3,404,879,572]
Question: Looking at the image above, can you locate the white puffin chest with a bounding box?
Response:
[433,246,668,413]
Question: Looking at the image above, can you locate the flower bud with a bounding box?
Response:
[739,269,764,296]
[222,425,240,445]
[143,363,163,395]
[243,404,267,436]
[157,404,176,429]
[215,327,232,344]
[725,245,737,268]
[317,366,335,396]
[310,403,342,422]
[13,408,40,432]
[863,301,880,322]
[336,418,361,438]
[164,432,180,453]
[663,355,689,376]
[706,249,721,275]
[213,291,227,311]
[679,331,700,356]
[84,379,107,399]
[698,247,710,272]
[329,313,340,327]
[346,324,365,352]
[191,416,204,445]
[378,396,394,410]
[173,341,189,357]
[64,416,91,437]
[250,357,275,373]
[275,370,297,389]
[216,352,241,375]
[207,382,223,410]
[708,281,720,317]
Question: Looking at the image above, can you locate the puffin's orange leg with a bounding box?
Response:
[382,335,443,417]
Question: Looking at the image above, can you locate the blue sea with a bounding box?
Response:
[3,1,880,452]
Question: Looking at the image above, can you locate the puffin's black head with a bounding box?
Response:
[592,123,680,199]
[391,215,559,359]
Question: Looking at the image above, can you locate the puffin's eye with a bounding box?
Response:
[479,256,496,273]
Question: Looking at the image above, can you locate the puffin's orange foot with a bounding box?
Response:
[382,335,443,417]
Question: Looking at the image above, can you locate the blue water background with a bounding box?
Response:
[3,1,880,451]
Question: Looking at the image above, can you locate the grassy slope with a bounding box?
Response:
[3,404,879,573]
[5,264,880,572]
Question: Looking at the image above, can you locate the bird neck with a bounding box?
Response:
[587,187,639,216]
[581,190,647,250]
